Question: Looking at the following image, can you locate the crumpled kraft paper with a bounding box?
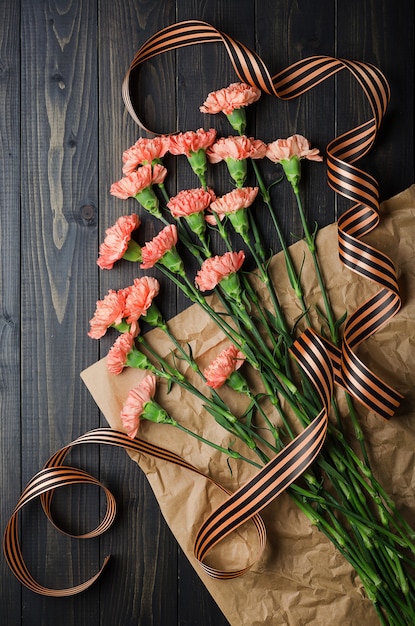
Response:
[81,185,415,626]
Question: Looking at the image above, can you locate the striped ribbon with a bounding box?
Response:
[122,19,402,419]
[4,21,402,595]
[4,328,331,594]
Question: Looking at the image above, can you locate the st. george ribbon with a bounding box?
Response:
[122,20,402,421]
[3,20,402,596]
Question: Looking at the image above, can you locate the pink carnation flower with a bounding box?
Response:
[107,332,135,375]
[209,187,258,218]
[110,163,168,199]
[123,276,160,334]
[195,250,245,291]
[207,135,267,164]
[266,134,323,163]
[167,187,216,218]
[122,137,170,175]
[97,214,140,270]
[200,82,261,115]
[140,224,178,270]
[168,128,217,156]
[121,373,157,439]
[204,345,246,389]
[88,290,126,339]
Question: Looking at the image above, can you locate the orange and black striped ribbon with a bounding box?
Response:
[122,19,402,419]
[4,21,402,595]
[195,328,332,575]
[4,328,331,594]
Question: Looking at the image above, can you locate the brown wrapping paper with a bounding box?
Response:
[81,185,415,625]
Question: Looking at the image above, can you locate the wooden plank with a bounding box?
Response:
[172,4,255,623]
[335,0,414,202]
[19,0,101,623]
[255,0,337,254]
[0,2,22,624]
[1,1,414,625]
[97,1,180,624]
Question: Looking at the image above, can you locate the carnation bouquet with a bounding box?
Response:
[4,20,414,626]
[83,71,415,624]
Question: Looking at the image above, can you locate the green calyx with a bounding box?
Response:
[126,348,154,371]
[227,370,249,394]
[135,186,163,218]
[228,208,250,241]
[112,320,131,333]
[187,149,208,186]
[142,400,174,424]
[185,211,207,238]
[219,272,242,301]
[226,108,246,135]
[123,239,142,262]
[281,156,301,193]
[159,247,185,276]
[225,157,247,187]
[143,303,166,329]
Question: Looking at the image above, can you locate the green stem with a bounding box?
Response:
[172,421,262,468]
[254,158,404,562]
[143,189,412,624]
[251,158,311,325]
[294,188,338,344]
[211,212,233,251]
[243,237,292,345]
[247,392,282,446]
[240,276,282,358]
[137,333,269,456]
[158,182,170,205]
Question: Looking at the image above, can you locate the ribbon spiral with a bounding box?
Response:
[4,20,402,595]
[4,329,331,593]
[122,19,402,419]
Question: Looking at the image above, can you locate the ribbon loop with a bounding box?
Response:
[122,19,402,418]
[4,19,403,596]
[3,463,114,597]
[3,327,333,592]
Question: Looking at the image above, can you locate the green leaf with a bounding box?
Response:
[267,174,284,191]
[241,288,252,313]
[335,310,348,330]
[240,400,255,427]
[203,405,237,434]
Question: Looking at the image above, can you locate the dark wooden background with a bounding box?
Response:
[0,1,413,625]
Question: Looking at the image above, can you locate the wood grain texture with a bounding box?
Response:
[0,1,22,624]
[335,0,414,204]
[97,2,181,624]
[255,0,337,253]
[19,0,101,624]
[0,1,413,625]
